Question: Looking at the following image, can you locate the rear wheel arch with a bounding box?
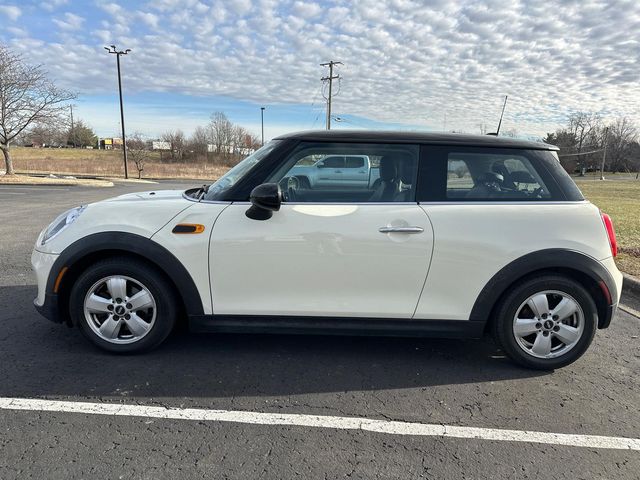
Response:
[49,232,203,325]
[472,249,616,331]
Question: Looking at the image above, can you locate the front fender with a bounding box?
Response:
[45,232,204,320]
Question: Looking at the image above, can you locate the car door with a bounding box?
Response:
[209,142,435,319]
[315,155,345,187]
[341,155,369,187]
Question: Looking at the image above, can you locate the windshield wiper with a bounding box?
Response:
[190,184,209,200]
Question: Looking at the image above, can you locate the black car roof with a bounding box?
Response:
[274,130,559,151]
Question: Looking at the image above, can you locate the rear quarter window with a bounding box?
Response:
[416,146,581,202]
[446,152,551,200]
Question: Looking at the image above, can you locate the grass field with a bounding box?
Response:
[575,178,640,276]
[9,146,229,181]
[5,147,640,276]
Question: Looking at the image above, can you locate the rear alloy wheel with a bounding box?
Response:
[494,275,597,370]
[70,258,177,353]
[513,290,584,359]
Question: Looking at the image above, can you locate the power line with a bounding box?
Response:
[320,61,342,130]
[558,149,603,157]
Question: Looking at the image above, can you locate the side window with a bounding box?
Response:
[267,142,419,203]
[446,152,551,200]
[447,160,474,198]
[322,156,344,168]
[345,156,366,169]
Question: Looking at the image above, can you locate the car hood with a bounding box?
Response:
[36,189,202,255]
[103,189,187,202]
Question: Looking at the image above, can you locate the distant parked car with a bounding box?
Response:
[288,154,381,189]
[32,130,622,369]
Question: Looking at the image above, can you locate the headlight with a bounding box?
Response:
[41,206,86,245]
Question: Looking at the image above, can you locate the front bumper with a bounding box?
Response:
[34,293,61,323]
[31,249,62,323]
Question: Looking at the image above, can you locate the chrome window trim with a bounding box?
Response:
[232,201,419,206]
[418,200,590,206]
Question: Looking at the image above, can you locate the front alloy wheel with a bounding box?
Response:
[84,275,157,344]
[70,257,177,353]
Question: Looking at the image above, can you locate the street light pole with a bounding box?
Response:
[496,95,508,136]
[261,107,265,146]
[105,45,131,179]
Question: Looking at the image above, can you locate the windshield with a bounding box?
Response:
[203,140,281,201]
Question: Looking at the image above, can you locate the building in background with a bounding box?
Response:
[99,138,123,150]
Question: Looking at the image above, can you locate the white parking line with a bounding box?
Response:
[0,397,638,451]
[0,187,70,191]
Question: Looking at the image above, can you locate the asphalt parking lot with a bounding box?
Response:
[1,181,639,479]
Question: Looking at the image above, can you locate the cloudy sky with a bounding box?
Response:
[1,0,639,140]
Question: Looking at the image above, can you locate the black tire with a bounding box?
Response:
[295,176,311,189]
[492,275,598,370]
[69,257,178,353]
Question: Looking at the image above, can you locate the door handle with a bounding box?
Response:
[379,226,424,234]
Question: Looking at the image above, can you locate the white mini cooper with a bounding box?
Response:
[32,131,622,369]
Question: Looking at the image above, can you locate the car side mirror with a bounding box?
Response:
[245,183,282,220]
[316,161,326,168]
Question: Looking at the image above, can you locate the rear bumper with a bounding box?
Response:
[600,257,624,304]
[598,256,623,329]
[600,303,618,329]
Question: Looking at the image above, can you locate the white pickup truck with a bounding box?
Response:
[288,155,380,189]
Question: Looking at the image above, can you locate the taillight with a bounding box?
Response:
[600,211,617,257]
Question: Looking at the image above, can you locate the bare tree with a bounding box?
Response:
[606,117,638,173]
[127,132,151,179]
[232,125,260,155]
[161,129,185,161]
[208,112,233,155]
[0,45,75,174]
[568,112,602,172]
[189,125,209,157]
[24,123,67,147]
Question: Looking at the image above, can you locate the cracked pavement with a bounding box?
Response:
[0,181,639,479]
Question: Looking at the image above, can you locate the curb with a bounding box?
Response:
[622,273,640,298]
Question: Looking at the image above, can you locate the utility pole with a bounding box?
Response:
[496,95,508,135]
[321,61,342,130]
[69,105,75,148]
[600,126,609,180]
[104,45,131,179]
[261,107,265,146]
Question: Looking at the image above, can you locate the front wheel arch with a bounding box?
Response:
[49,232,203,325]
[69,256,178,352]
